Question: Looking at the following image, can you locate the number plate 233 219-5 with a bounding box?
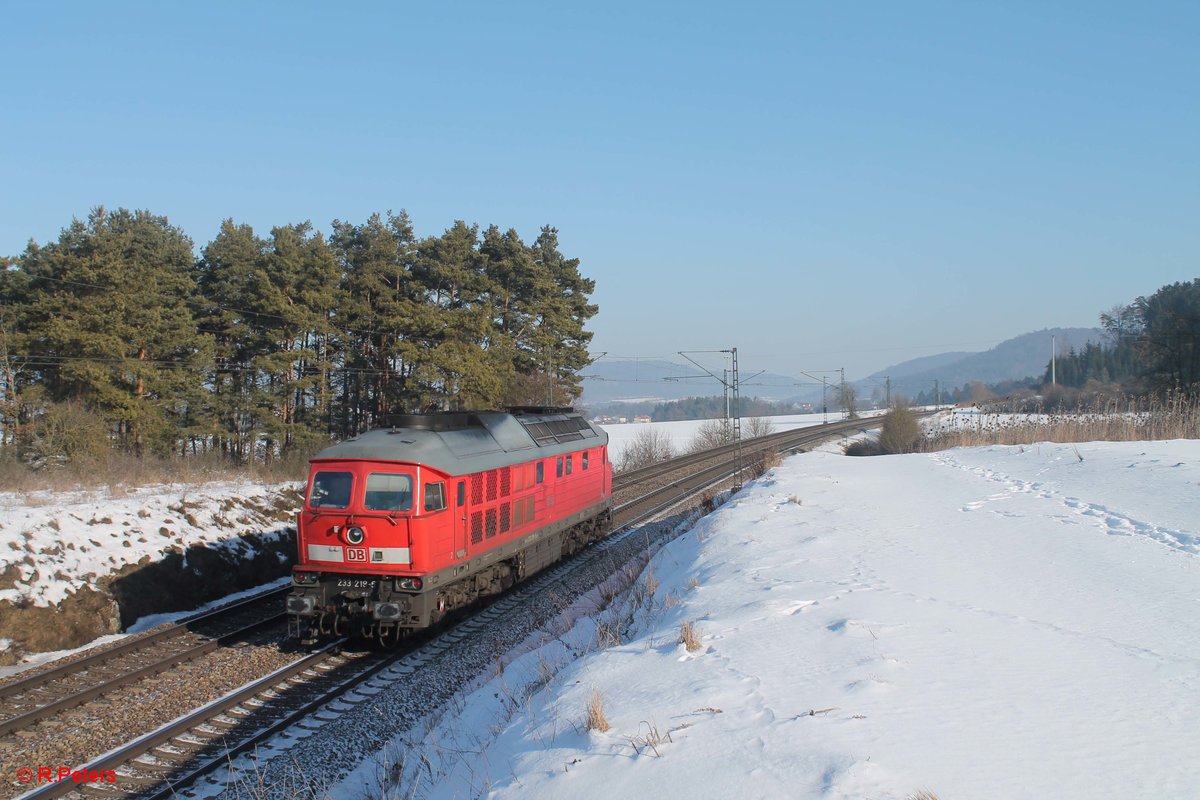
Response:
[335,578,376,590]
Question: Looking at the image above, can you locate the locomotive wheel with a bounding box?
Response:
[316,612,332,636]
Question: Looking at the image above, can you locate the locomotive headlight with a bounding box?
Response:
[344,526,366,545]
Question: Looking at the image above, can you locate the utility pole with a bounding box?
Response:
[885,376,891,408]
[731,347,741,441]
[1051,335,1056,386]
[934,380,940,409]
[679,347,743,440]
[723,368,730,429]
[839,367,846,420]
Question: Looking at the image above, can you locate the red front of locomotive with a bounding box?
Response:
[295,458,458,577]
[286,457,459,636]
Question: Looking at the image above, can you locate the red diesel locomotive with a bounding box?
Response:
[286,408,612,642]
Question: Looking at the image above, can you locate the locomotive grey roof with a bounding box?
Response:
[311,410,608,475]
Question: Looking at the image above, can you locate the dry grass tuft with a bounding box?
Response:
[679,620,702,651]
[643,568,659,599]
[907,791,939,800]
[585,689,610,732]
[923,394,1199,451]
[746,448,783,478]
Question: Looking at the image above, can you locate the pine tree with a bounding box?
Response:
[196,219,270,461]
[19,208,209,455]
[331,212,420,433]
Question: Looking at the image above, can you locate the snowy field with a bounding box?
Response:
[339,437,1200,800]
[598,410,884,465]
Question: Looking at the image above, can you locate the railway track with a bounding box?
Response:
[0,588,288,742]
[612,412,886,492]
[12,414,889,800]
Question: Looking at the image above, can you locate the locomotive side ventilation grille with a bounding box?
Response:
[500,467,512,497]
[485,509,498,539]
[470,511,483,544]
[486,471,498,502]
[499,502,511,534]
[519,415,595,445]
[471,475,484,505]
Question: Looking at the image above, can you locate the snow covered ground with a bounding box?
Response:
[0,480,300,609]
[343,436,1200,800]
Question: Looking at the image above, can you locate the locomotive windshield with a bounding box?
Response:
[309,471,353,509]
[364,472,413,512]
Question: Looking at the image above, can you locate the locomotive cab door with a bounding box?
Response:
[454,479,468,559]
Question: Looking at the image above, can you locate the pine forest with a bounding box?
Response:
[0,207,598,466]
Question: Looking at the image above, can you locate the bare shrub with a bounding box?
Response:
[16,400,112,470]
[907,792,940,800]
[879,403,922,454]
[744,416,776,438]
[687,418,735,454]
[838,384,859,419]
[843,438,883,456]
[586,689,610,732]
[617,427,676,472]
[679,620,702,651]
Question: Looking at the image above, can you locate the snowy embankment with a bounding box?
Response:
[351,439,1199,800]
[0,481,302,664]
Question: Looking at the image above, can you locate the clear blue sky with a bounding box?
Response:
[3,1,1197,380]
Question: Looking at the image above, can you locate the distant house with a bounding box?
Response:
[634,415,652,424]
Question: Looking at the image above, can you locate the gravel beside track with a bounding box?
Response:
[0,632,297,800]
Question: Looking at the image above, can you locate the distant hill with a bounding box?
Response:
[581,327,1106,409]
[859,327,1105,400]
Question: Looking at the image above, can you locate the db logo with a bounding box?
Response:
[346,548,368,562]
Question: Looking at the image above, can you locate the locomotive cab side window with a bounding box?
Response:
[364,473,413,512]
[536,462,544,483]
[583,452,589,470]
[556,457,563,477]
[424,481,447,512]
[309,471,352,509]
[457,481,465,507]
[565,455,573,475]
